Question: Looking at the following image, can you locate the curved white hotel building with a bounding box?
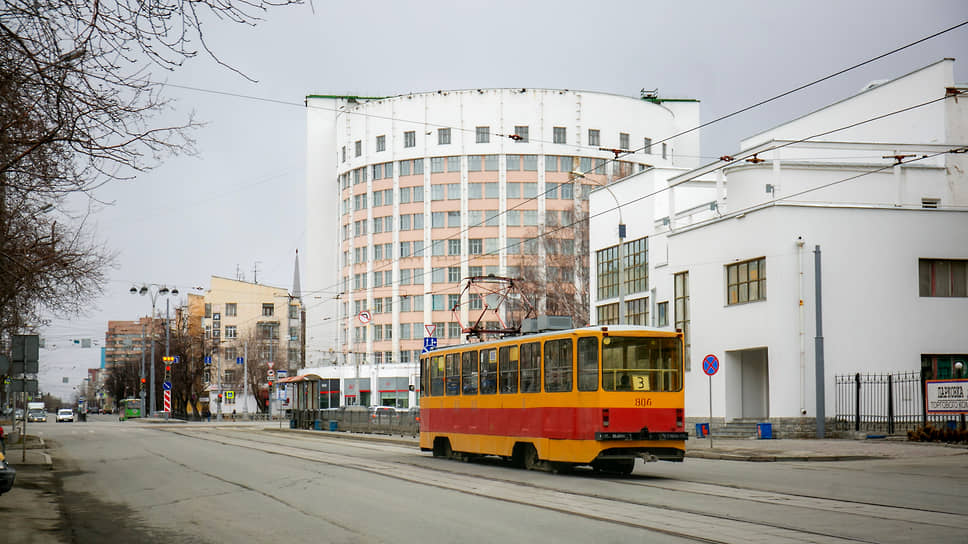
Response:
[303,88,700,404]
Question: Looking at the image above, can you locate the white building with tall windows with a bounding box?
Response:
[589,59,968,431]
[303,88,700,407]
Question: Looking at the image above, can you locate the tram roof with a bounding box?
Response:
[426,325,680,354]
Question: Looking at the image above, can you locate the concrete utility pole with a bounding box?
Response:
[814,245,826,439]
[140,323,146,417]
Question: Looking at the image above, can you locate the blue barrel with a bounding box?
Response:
[313,420,322,431]
[329,420,338,432]
[757,422,773,439]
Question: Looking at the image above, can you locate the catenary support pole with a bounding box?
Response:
[814,245,826,438]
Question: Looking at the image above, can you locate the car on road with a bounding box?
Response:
[0,451,15,495]
[56,409,75,423]
[27,409,47,423]
[14,409,24,421]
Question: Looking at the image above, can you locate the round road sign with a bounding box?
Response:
[702,354,720,376]
[358,310,372,324]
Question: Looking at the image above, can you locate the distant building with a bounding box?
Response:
[589,59,968,428]
[104,317,155,368]
[302,88,700,406]
[191,276,303,415]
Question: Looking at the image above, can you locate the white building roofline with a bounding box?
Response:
[741,58,955,150]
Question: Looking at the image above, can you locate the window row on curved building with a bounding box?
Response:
[305,88,700,369]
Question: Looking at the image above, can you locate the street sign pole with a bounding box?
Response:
[708,374,713,449]
[703,354,720,449]
[243,341,248,417]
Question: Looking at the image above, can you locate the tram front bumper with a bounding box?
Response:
[595,431,689,441]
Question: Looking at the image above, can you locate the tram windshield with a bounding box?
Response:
[602,336,682,392]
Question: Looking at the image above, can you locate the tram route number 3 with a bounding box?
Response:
[632,375,650,391]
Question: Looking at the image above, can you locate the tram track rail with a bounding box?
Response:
[158,426,939,544]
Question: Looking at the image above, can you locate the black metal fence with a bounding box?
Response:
[834,371,958,434]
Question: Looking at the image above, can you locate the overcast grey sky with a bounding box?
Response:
[38,1,967,396]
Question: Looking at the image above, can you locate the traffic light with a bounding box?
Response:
[217,394,222,403]
[164,365,171,381]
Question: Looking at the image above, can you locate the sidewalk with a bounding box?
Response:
[684,436,968,462]
[1,433,63,544]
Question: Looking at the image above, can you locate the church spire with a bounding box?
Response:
[292,249,302,301]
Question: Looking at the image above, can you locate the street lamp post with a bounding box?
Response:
[129,284,179,415]
[572,171,626,324]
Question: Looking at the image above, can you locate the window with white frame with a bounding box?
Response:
[225,325,237,339]
[619,132,629,150]
[438,128,451,145]
[553,127,566,144]
[476,126,489,144]
[588,129,600,146]
[404,131,416,148]
[514,126,529,143]
[355,140,361,157]
[376,135,386,152]
[225,303,237,317]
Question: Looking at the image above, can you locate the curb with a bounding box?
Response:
[686,451,880,462]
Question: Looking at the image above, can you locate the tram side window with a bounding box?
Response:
[544,338,573,392]
[430,355,445,396]
[445,353,460,395]
[520,342,541,393]
[498,345,519,394]
[462,350,479,394]
[480,349,497,394]
[577,337,598,391]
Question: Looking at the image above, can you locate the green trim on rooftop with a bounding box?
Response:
[305,94,388,101]
[641,97,700,103]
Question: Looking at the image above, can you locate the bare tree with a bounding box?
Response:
[103,360,140,405]
[0,0,299,341]
[511,208,591,327]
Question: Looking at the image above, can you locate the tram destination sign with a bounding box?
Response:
[925,379,968,414]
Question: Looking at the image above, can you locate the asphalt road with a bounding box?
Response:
[16,416,968,543]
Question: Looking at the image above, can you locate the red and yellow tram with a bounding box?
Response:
[419,325,687,474]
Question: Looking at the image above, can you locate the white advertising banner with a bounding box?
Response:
[925,380,968,414]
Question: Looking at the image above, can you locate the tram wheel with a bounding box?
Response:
[432,437,453,458]
[522,444,540,471]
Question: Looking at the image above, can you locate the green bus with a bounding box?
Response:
[119,398,142,421]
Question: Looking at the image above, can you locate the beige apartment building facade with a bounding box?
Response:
[191,276,303,414]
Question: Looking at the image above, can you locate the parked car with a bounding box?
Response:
[14,409,24,421]
[27,409,47,423]
[0,451,15,495]
[56,409,75,423]
[369,406,397,418]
